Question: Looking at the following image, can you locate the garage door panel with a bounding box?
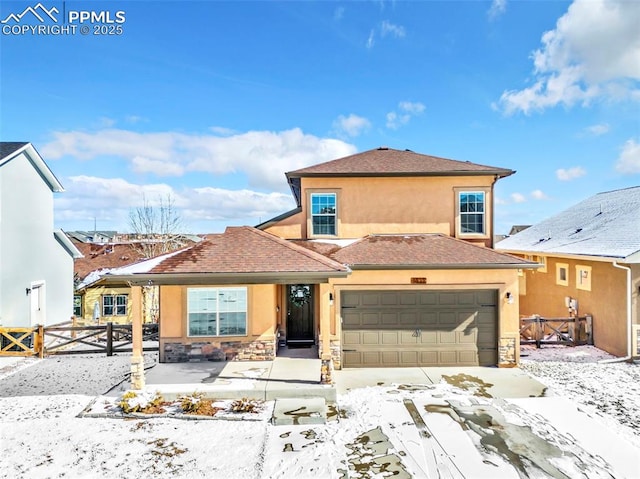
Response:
[381,312,399,325]
[400,351,418,365]
[399,312,418,324]
[380,351,399,365]
[341,290,498,368]
[381,331,401,345]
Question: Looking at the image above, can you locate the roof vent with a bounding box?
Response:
[378,146,389,150]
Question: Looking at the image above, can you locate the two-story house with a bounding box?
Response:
[113,148,535,369]
[0,142,82,329]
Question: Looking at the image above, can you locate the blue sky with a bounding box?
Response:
[1,0,638,235]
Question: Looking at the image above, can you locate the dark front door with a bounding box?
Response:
[286,284,315,345]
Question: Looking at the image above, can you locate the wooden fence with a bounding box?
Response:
[520,315,593,348]
[0,322,158,357]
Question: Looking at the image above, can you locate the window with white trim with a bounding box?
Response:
[576,265,592,291]
[102,294,127,316]
[188,287,247,337]
[556,263,569,286]
[459,191,485,235]
[310,193,337,236]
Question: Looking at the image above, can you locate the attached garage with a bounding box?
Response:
[341,289,498,367]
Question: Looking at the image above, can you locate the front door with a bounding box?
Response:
[286,284,314,346]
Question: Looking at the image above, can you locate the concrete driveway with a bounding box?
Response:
[334,365,547,398]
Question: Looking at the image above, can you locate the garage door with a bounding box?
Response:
[341,289,498,367]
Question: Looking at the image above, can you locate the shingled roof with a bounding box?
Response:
[497,186,640,262]
[328,234,535,269]
[286,147,514,178]
[107,227,349,284]
[73,242,148,281]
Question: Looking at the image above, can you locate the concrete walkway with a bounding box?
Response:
[110,356,337,401]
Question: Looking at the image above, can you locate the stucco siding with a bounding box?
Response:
[294,176,495,245]
[519,256,629,357]
[158,283,279,362]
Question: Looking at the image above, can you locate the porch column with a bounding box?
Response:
[318,283,334,384]
[130,285,145,390]
[318,283,332,358]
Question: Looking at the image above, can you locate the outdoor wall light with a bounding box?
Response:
[329,293,334,306]
[505,292,513,304]
[25,287,31,296]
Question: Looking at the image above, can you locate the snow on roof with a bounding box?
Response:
[76,248,189,289]
[496,186,640,261]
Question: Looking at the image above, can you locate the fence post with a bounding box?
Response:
[535,316,542,349]
[71,316,77,339]
[586,315,593,345]
[37,324,44,358]
[106,322,113,356]
[568,318,576,345]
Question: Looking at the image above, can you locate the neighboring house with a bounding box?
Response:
[67,230,119,243]
[113,147,536,369]
[497,186,640,358]
[0,142,82,327]
[72,241,148,325]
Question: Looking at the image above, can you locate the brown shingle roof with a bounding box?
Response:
[73,242,147,280]
[330,234,534,268]
[286,147,514,178]
[149,226,348,274]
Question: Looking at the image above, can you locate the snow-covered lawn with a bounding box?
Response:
[0,347,638,478]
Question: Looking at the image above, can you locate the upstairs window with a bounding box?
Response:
[459,191,485,235]
[311,193,337,236]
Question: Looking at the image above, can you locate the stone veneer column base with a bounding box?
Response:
[130,356,145,390]
[498,336,517,367]
[319,339,342,370]
[162,337,276,363]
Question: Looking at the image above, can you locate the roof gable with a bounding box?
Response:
[286,147,514,178]
[328,234,533,268]
[0,142,64,192]
[496,186,640,261]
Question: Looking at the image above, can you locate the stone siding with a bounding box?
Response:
[162,337,276,363]
[498,336,517,367]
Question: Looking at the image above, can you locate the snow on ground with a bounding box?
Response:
[0,347,638,478]
[520,344,640,448]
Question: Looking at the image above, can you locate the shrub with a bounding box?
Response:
[178,392,222,416]
[118,390,165,414]
[229,397,263,413]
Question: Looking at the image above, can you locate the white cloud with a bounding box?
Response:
[333,6,345,21]
[366,29,375,49]
[615,139,640,174]
[556,166,586,181]
[42,127,356,191]
[488,0,507,20]
[54,176,295,232]
[497,0,640,114]
[381,21,405,38]
[584,123,610,136]
[511,192,526,203]
[531,189,548,200]
[209,126,237,136]
[386,101,425,129]
[332,114,371,138]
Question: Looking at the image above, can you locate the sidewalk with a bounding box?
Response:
[108,356,337,401]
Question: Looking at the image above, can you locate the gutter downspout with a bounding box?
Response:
[599,261,633,363]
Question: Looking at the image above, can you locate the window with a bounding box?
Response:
[556,263,569,286]
[576,265,592,291]
[536,255,547,273]
[73,295,82,317]
[459,191,485,235]
[102,294,128,316]
[311,193,337,236]
[188,287,247,337]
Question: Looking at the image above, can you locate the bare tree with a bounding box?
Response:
[129,194,187,259]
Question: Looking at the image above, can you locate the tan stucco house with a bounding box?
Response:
[497,186,640,358]
[114,147,536,370]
